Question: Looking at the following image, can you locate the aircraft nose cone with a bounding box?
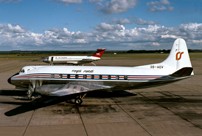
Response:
[8,76,12,84]
[43,57,49,63]
[8,73,19,84]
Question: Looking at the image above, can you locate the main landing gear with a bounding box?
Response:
[74,97,83,105]
[71,93,86,105]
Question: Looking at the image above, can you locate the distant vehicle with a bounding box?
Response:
[8,38,193,105]
[43,48,106,65]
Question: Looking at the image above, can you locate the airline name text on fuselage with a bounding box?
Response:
[72,70,94,73]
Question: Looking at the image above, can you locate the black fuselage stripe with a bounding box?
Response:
[14,73,162,80]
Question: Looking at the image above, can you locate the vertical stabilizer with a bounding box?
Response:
[162,38,193,72]
[92,48,106,58]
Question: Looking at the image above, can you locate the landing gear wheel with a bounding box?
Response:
[74,98,83,105]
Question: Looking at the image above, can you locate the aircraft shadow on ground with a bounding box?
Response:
[4,96,72,116]
[0,90,27,96]
[2,89,202,117]
[86,90,136,98]
[1,90,135,116]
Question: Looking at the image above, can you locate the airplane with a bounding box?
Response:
[43,48,106,65]
[8,38,194,105]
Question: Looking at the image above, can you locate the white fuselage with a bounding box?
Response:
[43,56,100,65]
[9,63,178,91]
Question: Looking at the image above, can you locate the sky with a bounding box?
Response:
[0,0,202,51]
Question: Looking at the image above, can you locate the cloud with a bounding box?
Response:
[54,0,82,4]
[0,24,43,49]
[90,0,137,14]
[147,0,174,12]
[112,17,157,26]
[96,22,125,31]
[42,28,88,44]
[0,24,88,50]
[134,18,156,25]
[161,34,178,39]
[112,18,131,25]
[89,0,102,2]
[1,23,202,50]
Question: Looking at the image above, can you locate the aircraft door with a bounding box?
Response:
[51,57,53,65]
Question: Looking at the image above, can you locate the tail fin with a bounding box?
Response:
[162,38,193,74]
[92,48,106,58]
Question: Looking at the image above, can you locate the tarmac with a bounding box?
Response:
[0,55,202,136]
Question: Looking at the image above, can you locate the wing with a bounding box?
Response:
[77,59,94,65]
[36,82,112,96]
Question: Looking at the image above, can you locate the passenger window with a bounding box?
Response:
[84,75,87,79]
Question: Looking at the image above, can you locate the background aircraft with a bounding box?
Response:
[8,38,193,105]
[43,48,106,65]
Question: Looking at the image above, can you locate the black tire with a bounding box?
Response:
[74,98,83,105]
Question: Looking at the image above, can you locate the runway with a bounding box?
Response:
[0,54,202,136]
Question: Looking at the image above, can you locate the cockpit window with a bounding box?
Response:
[20,69,25,73]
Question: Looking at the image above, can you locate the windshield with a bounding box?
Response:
[20,69,25,73]
[19,66,35,74]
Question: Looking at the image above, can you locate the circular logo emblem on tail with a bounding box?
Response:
[176,52,184,60]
